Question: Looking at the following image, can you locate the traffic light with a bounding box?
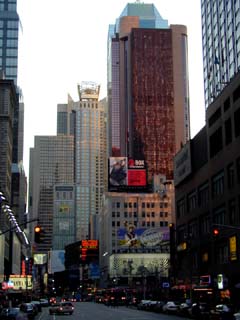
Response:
[213,228,219,236]
[34,225,44,243]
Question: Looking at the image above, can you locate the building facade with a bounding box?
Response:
[201,0,240,107]
[28,135,74,253]
[57,82,107,240]
[99,176,174,290]
[174,72,240,306]
[108,2,190,181]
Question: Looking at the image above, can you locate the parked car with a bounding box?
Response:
[19,303,36,319]
[39,299,49,307]
[234,310,240,320]
[189,302,210,318]
[137,300,151,310]
[0,308,20,320]
[153,301,165,313]
[29,301,41,312]
[49,302,74,315]
[178,302,192,316]
[210,304,233,320]
[162,301,180,314]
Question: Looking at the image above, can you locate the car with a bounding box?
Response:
[234,310,240,320]
[0,308,20,320]
[178,302,192,316]
[210,304,233,320]
[162,301,179,314]
[39,298,49,307]
[137,300,151,310]
[49,302,74,315]
[19,303,36,319]
[29,301,42,312]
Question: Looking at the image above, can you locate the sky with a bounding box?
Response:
[17,0,205,177]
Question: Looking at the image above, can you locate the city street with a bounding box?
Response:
[38,302,189,320]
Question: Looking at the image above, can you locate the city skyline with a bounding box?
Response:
[17,0,205,177]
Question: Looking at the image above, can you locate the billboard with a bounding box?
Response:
[174,141,192,186]
[109,157,147,191]
[117,226,169,248]
[109,253,170,277]
[48,250,65,274]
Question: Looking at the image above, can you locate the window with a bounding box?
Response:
[234,108,240,137]
[229,199,236,225]
[200,214,210,235]
[187,190,197,212]
[112,212,115,218]
[177,198,185,218]
[224,97,230,112]
[142,203,145,208]
[198,182,209,207]
[116,202,120,208]
[209,127,223,157]
[213,206,226,225]
[237,157,240,183]
[212,171,224,198]
[224,118,232,145]
[142,212,145,217]
[208,107,221,127]
[216,245,229,264]
[227,163,235,188]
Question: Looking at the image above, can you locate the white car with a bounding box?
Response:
[162,301,179,313]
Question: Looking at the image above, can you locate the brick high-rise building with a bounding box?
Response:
[108,2,190,181]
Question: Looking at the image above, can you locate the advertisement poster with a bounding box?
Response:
[117,226,169,248]
[109,157,128,187]
[109,253,170,277]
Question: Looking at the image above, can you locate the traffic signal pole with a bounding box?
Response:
[0,218,38,235]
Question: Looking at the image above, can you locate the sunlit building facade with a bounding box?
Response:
[57,82,107,240]
[108,2,190,181]
[28,135,74,253]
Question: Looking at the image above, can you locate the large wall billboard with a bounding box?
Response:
[109,157,147,191]
[109,253,170,278]
[117,226,169,248]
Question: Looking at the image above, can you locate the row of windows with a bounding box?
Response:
[0,39,18,47]
[178,195,239,242]
[112,211,168,218]
[209,110,240,159]
[112,221,168,227]
[177,158,240,217]
[112,201,168,208]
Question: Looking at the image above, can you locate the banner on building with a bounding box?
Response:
[117,226,169,248]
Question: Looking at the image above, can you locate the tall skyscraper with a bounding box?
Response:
[28,135,75,252]
[108,2,190,181]
[0,0,25,221]
[201,0,240,107]
[57,82,107,240]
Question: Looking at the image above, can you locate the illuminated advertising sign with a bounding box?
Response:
[109,253,170,277]
[109,157,147,191]
[81,240,98,249]
[9,275,32,290]
[117,226,169,248]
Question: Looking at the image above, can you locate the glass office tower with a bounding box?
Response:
[201,0,240,108]
[0,0,19,85]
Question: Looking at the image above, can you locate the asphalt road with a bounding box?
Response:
[38,302,190,320]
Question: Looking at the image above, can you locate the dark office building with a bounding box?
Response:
[174,71,240,306]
